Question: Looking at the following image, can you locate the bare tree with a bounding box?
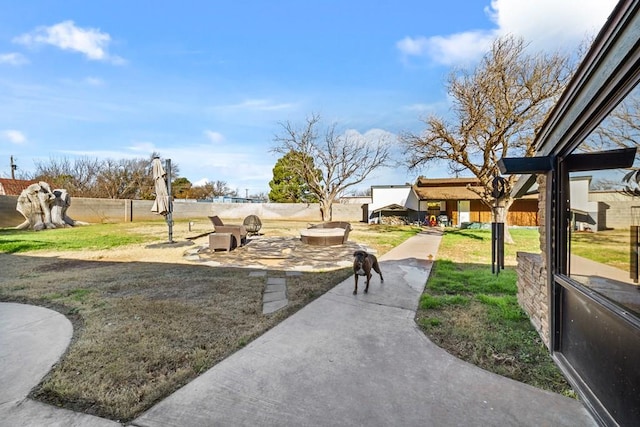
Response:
[95,157,161,200]
[33,153,179,199]
[400,35,572,242]
[588,94,640,151]
[273,114,391,221]
[190,180,235,199]
[34,156,101,197]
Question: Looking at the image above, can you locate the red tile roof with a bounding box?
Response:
[0,178,39,196]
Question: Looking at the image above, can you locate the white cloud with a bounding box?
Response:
[192,178,210,186]
[343,128,397,147]
[487,0,617,49]
[421,31,495,66]
[398,0,617,66]
[204,130,225,143]
[127,141,157,153]
[13,20,123,64]
[396,36,430,56]
[226,99,294,111]
[2,130,27,144]
[84,77,104,86]
[0,52,29,66]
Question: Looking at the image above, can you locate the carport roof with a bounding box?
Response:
[371,203,412,214]
[413,185,484,200]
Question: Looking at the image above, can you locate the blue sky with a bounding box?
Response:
[0,0,617,196]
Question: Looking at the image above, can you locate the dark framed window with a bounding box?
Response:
[563,84,640,319]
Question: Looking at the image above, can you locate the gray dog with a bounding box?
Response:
[353,250,384,294]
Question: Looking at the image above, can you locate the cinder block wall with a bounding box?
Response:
[0,195,22,226]
[0,195,364,227]
[590,192,640,228]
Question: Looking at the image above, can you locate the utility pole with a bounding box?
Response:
[10,156,17,179]
[245,188,249,199]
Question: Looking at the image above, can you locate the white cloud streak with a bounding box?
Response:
[397,0,618,66]
[0,52,29,66]
[226,99,295,111]
[13,20,124,64]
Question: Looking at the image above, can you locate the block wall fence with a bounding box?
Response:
[0,195,365,228]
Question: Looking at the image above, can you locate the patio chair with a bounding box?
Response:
[208,216,248,249]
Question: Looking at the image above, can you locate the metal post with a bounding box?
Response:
[10,155,17,179]
[491,221,504,275]
[492,222,497,274]
[631,226,639,284]
[166,159,174,243]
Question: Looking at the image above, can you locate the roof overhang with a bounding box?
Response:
[372,203,411,214]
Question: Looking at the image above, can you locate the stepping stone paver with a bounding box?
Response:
[262,276,289,314]
[264,284,286,293]
[263,291,287,303]
[262,299,288,315]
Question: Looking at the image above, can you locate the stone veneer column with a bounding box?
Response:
[516,174,550,348]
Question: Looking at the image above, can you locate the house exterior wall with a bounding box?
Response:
[509,199,539,226]
[406,189,420,211]
[590,191,640,228]
[447,199,538,226]
[367,182,539,226]
[368,186,411,214]
[570,177,599,230]
[571,178,594,211]
[446,201,457,225]
[470,200,491,223]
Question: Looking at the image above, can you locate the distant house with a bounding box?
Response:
[0,178,38,196]
[568,176,599,231]
[365,177,538,226]
[413,177,538,226]
[366,185,419,224]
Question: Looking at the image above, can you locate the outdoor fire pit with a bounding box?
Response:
[300,221,351,246]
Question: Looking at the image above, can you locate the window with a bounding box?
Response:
[567,85,640,317]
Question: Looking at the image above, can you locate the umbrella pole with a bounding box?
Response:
[166,159,174,243]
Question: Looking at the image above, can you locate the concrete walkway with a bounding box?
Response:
[0,303,119,426]
[0,230,596,426]
[133,230,596,427]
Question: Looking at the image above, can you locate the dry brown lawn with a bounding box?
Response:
[0,220,415,422]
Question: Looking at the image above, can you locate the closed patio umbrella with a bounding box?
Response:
[151,157,170,216]
[151,157,174,243]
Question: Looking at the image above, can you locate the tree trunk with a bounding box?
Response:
[493,198,515,244]
[319,199,332,221]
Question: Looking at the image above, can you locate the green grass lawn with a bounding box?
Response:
[0,222,158,253]
[571,229,631,271]
[416,227,575,396]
